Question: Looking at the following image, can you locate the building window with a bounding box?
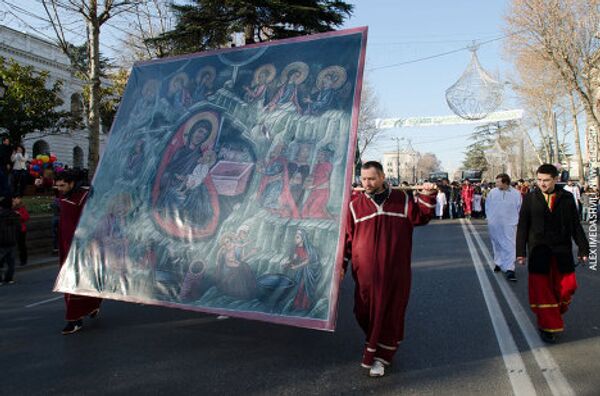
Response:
[73,146,84,169]
[32,140,50,158]
[70,93,83,117]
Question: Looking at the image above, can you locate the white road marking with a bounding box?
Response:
[465,221,575,396]
[25,296,63,308]
[460,219,537,396]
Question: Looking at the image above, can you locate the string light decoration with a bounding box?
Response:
[445,45,504,120]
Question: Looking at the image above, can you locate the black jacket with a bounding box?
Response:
[516,187,588,274]
[0,144,12,171]
[0,208,19,247]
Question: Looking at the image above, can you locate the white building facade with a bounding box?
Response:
[0,25,107,168]
[382,142,421,183]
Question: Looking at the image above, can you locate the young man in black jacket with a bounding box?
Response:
[0,195,19,285]
[516,164,589,343]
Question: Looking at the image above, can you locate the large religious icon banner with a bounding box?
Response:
[55,27,367,331]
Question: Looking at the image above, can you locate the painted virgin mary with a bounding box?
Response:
[153,113,220,238]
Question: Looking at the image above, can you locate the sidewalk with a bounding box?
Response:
[16,254,58,272]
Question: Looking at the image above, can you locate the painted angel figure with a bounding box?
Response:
[169,73,192,112]
[244,64,276,105]
[193,66,216,103]
[304,66,347,116]
[129,80,160,127]
[267,61,309,113]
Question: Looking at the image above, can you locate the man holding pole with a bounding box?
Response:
[344,161,436,377]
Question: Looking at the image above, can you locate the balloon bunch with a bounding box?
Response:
[28,153,58,178]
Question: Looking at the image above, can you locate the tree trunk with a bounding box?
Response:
[87,2,101,179]
[537,123,551,162]
[550,110,560,164]
[568,92,585,181]
[524,129,544,165]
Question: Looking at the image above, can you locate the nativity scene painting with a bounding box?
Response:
[54,27,367,331]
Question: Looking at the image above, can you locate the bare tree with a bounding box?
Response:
[40,0,139,176]
[357,81,383,160]
[505,0,600,162]
[506,24,589,178]
[416,153,441,179]
[118,0,174,64]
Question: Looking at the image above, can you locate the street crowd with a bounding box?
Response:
[429,176,597,223]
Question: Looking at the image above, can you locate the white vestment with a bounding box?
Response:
[435,192,447,217]
[563,184,581,209]
[485,187,522,271]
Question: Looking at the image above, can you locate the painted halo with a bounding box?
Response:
[168,72,190,95]
[316,66,347,90]
[182,111,219,153]
[280,61,309,85]
[196,66,217,85]
[252,64,276,85]
[141,79,160,98]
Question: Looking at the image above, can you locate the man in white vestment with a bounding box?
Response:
[485,173,522,281]
[562,180,581,211]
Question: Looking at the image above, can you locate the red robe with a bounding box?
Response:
[344,187,435,367]
[301,161,332,219]
[58,187,102,321]
[461,185,474,215]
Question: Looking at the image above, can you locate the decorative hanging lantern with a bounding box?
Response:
[445,45,504,120]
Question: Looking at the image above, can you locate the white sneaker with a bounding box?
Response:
[369,360,385,377]
[216,315,229,320]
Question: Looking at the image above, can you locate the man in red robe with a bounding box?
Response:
[55,171,102,335]
[516,164,588,343]
[344,161,436,377]
[461,179,474,219]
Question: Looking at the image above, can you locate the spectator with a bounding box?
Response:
[0,195,19,285]
[0,136,13,197]
[472,186,483,218]
[12,196,29,267]
[11,145,28,197]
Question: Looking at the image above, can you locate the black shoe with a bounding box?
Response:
[493,265,501,272]
[540,330,559,344]
[89,308,100,319]
[506,271,517,281]
[62,320,83,335]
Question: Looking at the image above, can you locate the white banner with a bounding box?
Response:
[375,109,524,129]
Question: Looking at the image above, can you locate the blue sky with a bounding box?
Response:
[343,0,515,173]
[2,0,516,173]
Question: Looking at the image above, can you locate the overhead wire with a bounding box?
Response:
[367,31,525,71]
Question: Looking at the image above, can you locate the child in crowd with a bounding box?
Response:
[12,196,29,266]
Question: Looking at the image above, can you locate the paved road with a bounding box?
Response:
[1,219,599,395]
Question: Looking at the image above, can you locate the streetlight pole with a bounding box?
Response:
[393,137,401,185]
